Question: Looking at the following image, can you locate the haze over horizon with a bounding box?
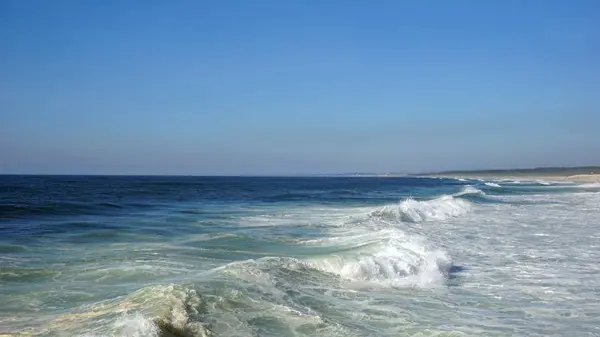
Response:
[2,1,599,175]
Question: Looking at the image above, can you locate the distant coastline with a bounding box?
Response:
[413,166,600,182]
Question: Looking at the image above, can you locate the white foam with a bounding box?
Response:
[213,228,451,289]
[113,313,159,337]
[306,230,451,288]
[578,182,600,188]
[484,182,502,188]
[49,284,211,337]
[372,195,471,223]
[454,185,486,197]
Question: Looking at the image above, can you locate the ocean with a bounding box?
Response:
[1,175,599,337]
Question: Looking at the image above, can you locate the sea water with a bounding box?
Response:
[1,176,599,336]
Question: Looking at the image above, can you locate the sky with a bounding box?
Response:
[1,0,599,175]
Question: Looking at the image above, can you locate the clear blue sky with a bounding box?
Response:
[1,0,599,175]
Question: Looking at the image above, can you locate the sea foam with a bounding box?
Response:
[371,195,471,223]
[484,182,502,188]
[308,242,450,287]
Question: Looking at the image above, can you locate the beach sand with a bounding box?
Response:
[426,173,600,183]
[565,174,600,182]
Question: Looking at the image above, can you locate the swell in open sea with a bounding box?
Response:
[1,175,599,337]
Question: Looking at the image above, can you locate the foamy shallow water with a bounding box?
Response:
[1,176,599,336]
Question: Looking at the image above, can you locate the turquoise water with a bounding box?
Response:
[1,176,599,336]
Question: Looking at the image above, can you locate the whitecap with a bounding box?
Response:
[577,182,600,188]
[304,230,451,288]
[454,185,486,197]
[371,195,471,223]
[484,182,502,188]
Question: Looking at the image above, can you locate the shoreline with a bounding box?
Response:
[418,173,600,183]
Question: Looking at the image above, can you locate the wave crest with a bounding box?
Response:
[454,185,486,197]
[484,182,502,188]
[371,195,471,223]
[306,233,451,287]
[48,284,211,337]
[221,229,452,288]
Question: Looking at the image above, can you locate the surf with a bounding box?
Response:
[302,229,451,288]
[371,195,472,223]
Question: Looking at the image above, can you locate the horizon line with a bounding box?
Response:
[1,165,599,177]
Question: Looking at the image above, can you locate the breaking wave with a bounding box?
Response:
[304,230,451,287]
[454,185,486,197]
[46,229,452,335]
[577,182,600,189]
[48,284,211,337]
[484,182,502,188]
[371,195,471,223]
